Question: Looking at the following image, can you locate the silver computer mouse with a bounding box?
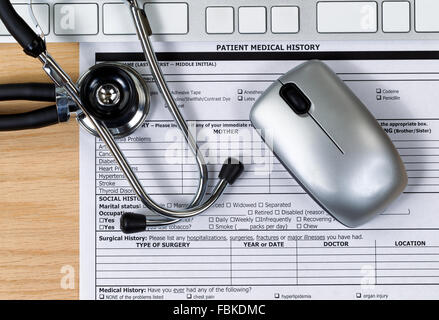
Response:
[250,60,407,227]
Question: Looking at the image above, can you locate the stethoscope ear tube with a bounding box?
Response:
[0,1,46,58]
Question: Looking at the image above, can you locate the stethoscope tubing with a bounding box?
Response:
[0,83,55,102]
[0,105,58,131]
[0,0,243,231]
[0,83,59,131]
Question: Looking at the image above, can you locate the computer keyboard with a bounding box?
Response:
[1,0,439,43]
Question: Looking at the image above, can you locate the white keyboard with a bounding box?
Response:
[1,0,439,43]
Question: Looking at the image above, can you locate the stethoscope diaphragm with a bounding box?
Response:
[76,63,150,139]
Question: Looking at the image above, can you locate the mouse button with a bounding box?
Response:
[306,70,374,150]
[279,83,311,115]
[312,96,378,154]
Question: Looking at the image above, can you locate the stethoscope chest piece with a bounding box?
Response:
[77,63,150,138]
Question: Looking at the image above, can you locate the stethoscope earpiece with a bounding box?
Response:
[77,63,150,139]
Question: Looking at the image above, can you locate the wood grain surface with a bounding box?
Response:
[0,43,79,300]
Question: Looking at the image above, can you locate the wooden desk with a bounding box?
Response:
[0,43,79,299]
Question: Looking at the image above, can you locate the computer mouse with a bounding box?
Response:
[250,60,407,227]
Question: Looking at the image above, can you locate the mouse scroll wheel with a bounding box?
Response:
[279,83,311,115]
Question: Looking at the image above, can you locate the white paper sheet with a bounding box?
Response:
[80,41,439,300]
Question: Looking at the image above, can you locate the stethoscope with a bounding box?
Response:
[0,0,244,234]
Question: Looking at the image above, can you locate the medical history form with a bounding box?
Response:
[80,40,439,300]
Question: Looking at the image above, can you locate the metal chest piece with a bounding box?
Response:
[76,63,150,139]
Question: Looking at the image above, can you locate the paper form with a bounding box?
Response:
[80,41,439,300]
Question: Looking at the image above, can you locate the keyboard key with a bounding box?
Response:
[383,2,410,33]
[271,6,299,33]
[103,3,136,35]
[317,2,377,33]
[206,7,234,34]
[239,7,266,34]
[144,3,188,34]
[415,0,439,32]
[0,4,49,36]
[54,4,98,35]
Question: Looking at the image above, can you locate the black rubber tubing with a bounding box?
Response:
[0,83,56,102]
[0,105,59,131]
[0,1,46,57]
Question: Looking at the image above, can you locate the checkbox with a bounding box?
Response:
[274,293,280,299]
[226,202,232,208]
[209,217,214,222]
[248,210,253,215]
[99,294,105,299]
[238,96,243,101]
[99,225,105,230]
[376,95,382,100]
[99,218,105,223]
[297,217,302,222]
[356,293,362,298]
[275,210,280,214]
[187,294,192,299]
[167,203,173,208]
[238,89,243,94]
[258,202,264,208]
[376,88,381,94]
[297,224,302,229]
[209,224,214,229]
